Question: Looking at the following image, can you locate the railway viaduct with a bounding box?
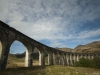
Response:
[0,20,100,70]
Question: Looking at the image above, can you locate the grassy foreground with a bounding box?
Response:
[1,66,100,75]
[0,55,100,75]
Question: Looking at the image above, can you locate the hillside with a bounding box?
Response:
[72,41,100,53]
[56,47,72,52]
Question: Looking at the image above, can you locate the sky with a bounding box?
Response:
[0,0,100,54]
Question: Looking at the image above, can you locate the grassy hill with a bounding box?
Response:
[7,54,25,68]
[56,47,72,52]
[0,53,99,75]
[72,41,100,53]
[55,41,100,54]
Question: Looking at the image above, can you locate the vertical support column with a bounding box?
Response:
[53,52,58,65]
[59,52,65,65]
[25,50,33,67]
[0,39,9,70]
[57,52,60,65]
[76,54,79,61]
[25,50,28,67]
[66,53,69,66]
[61,52,65,66]
[59,52,63,65]
[87,54,91,60]
[0,41,2,62]
[90,54,93,60]
[69,53,73,66]
[48,51,53,65]
[73,54,76,65]
[84,54,87,59]
[39,50,45,66]
[0,49,9,70]
[63,53,67,66]
[29,52,33,67]
[78,54,81,59]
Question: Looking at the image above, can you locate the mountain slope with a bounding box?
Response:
[56,47,72,52]
[72,41,100,53]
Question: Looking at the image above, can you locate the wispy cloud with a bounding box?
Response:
[0,0,100,49]
[76,29,100,39]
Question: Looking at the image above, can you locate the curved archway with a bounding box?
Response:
[7,38,33,68]
[10,41,26,54]
[7,41,26,68]
[17,38,33,67]
[32,46,48,66]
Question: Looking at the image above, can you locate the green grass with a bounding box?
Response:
[0,66,100,75]
[0,55,100,75]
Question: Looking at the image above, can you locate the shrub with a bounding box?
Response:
[92,57,100,69]
[74,57,100,69]
[74,58,91,67]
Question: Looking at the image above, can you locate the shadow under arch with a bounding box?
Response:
[33,47,39,66]
[34,45,51,66]
[9,38,34,68]
[34,45,46,66]
[32,46,48,66]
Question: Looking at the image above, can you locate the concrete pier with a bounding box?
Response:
[53,52,58,65]
[39,50,45,66]
[66,53,70,66]
[48,51,53,65]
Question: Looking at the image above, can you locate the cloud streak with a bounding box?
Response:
[0,0,100,49]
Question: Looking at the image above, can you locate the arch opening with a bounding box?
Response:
[7,40,28,68]
[33,47,39,66]
[32,47,48,66]
[33,46,49,66]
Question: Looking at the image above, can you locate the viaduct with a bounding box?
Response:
[0,20,100,70]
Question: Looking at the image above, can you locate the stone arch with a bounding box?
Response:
[34,44,46,66]
[9,36,34,67]
[44,47,53,65]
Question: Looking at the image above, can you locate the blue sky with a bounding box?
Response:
[0,0,100,54]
